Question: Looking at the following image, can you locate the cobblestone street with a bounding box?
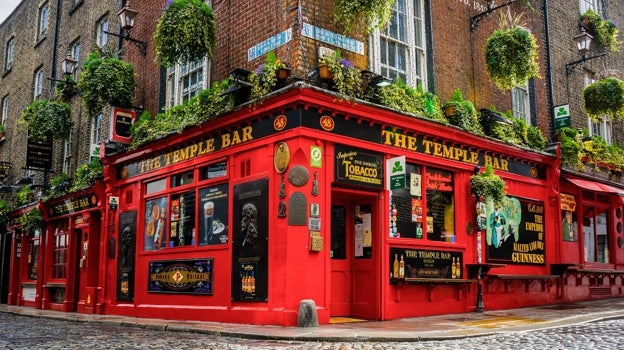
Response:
[1,312,623,349]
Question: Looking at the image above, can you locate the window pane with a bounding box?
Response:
[425,168,455,242]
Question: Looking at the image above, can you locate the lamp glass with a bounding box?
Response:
[118,3,138,30]
[60,54,77,75]
[573,31,593,55]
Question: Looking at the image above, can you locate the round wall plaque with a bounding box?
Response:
[288,165,309,187]
[274,142,290,173]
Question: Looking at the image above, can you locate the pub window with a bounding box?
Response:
[28,229,40,280]
[144,162,229,251]
[51,224,69,280]
[390,163,455,242]
[583,206,609,263]
[171,171,194,187]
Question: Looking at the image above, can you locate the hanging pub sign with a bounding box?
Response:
[26,135,52,170]
[0,161,11,181]
[110,107,136,144]
[148,259,213,294]
[334,145,383,189]
[485,196,546,265]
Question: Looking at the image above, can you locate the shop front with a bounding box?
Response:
[557,171,624,300]
[95,86,565,325]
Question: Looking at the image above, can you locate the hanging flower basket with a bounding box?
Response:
[77,50,136,117]
[333,0,394,34]
[20,100,72,140]
[583,77,624,119]
[580,9,621,52]
[154,0,217,67]
[318,64,332,80]
[484,12,540,90]
[470,164,506,204]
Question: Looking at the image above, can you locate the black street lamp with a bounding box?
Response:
[105,2,148,56]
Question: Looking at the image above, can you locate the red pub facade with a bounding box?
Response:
[4,85,624,326]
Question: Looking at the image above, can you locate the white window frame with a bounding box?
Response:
[34,69,45,100]
[1,95,8,127]
[166,59,209,107]
[90,113,103,160]
[369,0,427,88]
[63,130,72,174]
[70,40,81,80]
[511,83,530,124]
[96,17,109,48]
[5,37,14,71]
[580,0,602,15]
[38,2,49,40]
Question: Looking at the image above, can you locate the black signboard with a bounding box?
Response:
[389,247,462,283]
[26,136,52,170]
[47,194,98,218]
[334,145,384,189]
[148,259,213,294]
[485,196,545,265]
[231,178,268,301]
[0,161,11,181]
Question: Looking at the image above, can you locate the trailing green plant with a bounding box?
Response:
[47,172,71,198]
[558,127,584,170]
[77,50,136,116]
[442,89,483,134]
[525,124,546,150]
[130,79,235,148]
[319,50,363,99]
[333,0,394,34]
[583,77,624,120]
[0,199,10,228]
[376,79,446,123]
[248,51,289,100]
[20,100,72,140]
[19,207,44,234]
[13,186,34,207]
[154,0,217,67]
[70,158,103,192]
[485,11,540,90]
[470,164,507,204]
[581,9,621,51]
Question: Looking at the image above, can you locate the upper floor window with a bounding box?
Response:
[63,130,72,174]
[5,37,14,71]
[70,40,81,80]
[511,83,530,124]
[96,17,109,47]
[166,59,208,107]
[370,0,426,87]
[38,2,49,40]
[580,0,602,15]
[34,69,45,100]
[90,113,103,160]
[1,95,8,128]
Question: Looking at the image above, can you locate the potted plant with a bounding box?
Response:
[19,207,44,234]
[13,185,35,207]
[558,127,583,170]
[581,9,621,51]
[333,0,394,34]
[154,0,217,67]
[248,51,290,100]
[484,11,540,90]
[583,77,624,120]
[318,50,363,99]
[442,89,483,134]
[470,164,507,204]
[375,79,446,123]
[77,49,136,117]
[20,100,72,140]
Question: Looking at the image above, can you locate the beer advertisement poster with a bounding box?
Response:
[485,196,546,265]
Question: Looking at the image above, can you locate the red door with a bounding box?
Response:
[330,193,379,319]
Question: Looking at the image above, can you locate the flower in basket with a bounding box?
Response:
[318,50,363,99]
[248,51,290,100]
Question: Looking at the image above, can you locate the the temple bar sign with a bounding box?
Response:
[110,107,135,144]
